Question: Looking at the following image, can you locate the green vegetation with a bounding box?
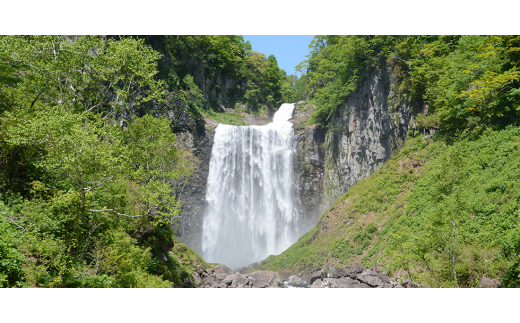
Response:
[259,126,520,287]
[0,35,212,287]
[258,35,520,286]
[0,35,286,288]
[147,35,286,127]
[283,36,520,132]
[3,34,519,288]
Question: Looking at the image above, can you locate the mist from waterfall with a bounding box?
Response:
[202,103,298,269]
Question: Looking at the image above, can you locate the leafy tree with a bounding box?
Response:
[0,35,197,287]
[123,114,196,225]
[0,36,167,116]
[298,36,378,126]
[454,36,520,127]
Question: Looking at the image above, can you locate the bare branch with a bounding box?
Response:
[4,217,27,232]
[88,207,154,218]
[83,173,118,192]
[393,55,412,72]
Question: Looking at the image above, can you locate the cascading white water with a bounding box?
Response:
[202,103,298,269]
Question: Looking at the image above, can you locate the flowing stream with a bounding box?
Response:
[202,103,298,269]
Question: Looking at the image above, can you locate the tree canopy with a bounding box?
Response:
[0,35,197,287]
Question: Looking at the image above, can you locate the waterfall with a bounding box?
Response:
[202,103,298,269]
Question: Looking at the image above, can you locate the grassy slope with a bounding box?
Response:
[198,107,247,126]
[257,127,520,286]
[170,236,216,276]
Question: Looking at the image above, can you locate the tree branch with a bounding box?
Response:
[393,55,412,72]
[83,173,118,192]
[88,207,154,218]
[4,217,27,232]
[29,92,42,109]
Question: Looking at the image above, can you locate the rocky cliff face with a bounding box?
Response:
[185,58,241,109]
[172,118,217,255]
[291,103,326,235]
[292,64,414,228]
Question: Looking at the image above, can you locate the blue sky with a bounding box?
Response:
[242,35,315,76]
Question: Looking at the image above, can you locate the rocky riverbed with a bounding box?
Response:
[191,262,417,288]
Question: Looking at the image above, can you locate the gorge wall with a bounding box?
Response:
[290,64,414,233]
[176,63,416,259]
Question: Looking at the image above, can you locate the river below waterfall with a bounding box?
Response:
[202,103,299,269]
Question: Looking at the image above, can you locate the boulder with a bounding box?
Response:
[356,270,392,288]
[477,277,501,288]
[401,278,415,288]
[222,274,235,286]
[217,281,228,288]
[213,264,233,280]
[246,271,285,288]
[326,266,349,278]
[234,283,250,288]
[322,277,348,288]
[321,278,338,288]
[287,275,307,287]
[393,284,404,288]
[323,277,369,288]
[230,273,250,288]
[196,265,205,275]
[201,276,220,288]
[306,279,327,288]
[346,263,367,279]
[301,274,312,285]
[349,282,371,288]
[193,272,202,286]
[310,270,326,285]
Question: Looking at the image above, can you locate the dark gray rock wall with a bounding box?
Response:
[322,66,412,209]
[292,64,414,231]
[173,118,217,255]
[291,102,326,235]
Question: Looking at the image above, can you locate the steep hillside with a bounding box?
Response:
[257,127,520,287]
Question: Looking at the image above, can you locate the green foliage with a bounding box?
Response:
[155,35,284,115]
[455,36,520,114]
[258,127,520,286]
[297,36,379,126]
[381,35,520,136]
[0,210,26,287]
[124,114,196,225]
[292,35,520,135]
[241,51,284,110]
[366,223,378,234]
[0,35,201,288]
[331,238,354,259]
[183,74,204,110]
[99,228,173,288]
[0,36,167,116]
[281,73,309,103]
